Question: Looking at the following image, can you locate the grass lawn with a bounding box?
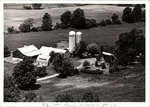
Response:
[34,63,145,102]
[5,22,145,51]
[4,61,145,102]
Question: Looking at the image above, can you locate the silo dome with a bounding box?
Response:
[69,31,75,36]
[76,31,82,36]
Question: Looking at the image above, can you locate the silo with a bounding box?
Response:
[69,31,76,52]
[76,31,82,44]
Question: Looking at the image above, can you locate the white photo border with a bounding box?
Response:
[0,0,149,107]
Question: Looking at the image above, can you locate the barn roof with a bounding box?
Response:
[39,46,66,56]
[17,45,40,57]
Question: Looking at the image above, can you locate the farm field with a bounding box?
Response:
[4,22,145,51]
[4,5,125,32]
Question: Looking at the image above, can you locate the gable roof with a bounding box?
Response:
[39,46,66,56]
[17,45,40,57]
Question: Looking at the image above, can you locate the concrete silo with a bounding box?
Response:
[69,31,76,52]
[76,31,82,44]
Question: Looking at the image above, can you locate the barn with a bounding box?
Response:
[13,45,40,61]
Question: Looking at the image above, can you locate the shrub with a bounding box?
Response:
[83,60,90,67]
[4,76,20,102]
[36,67,48,78]
[31,27,41,32]
[23,5,32,10]
[32,4,42,9]
[81,91,99,102]
[41,13,53,31]
[4,45,10,57]
[85,19,97,28]
[105,19,112,25]
[7,26,15,33]
[99,19,107,26]
[55,93,74,102]
[13,58,36,89]
[60,11,72,27]
[24,92,37,102]
[111,13,121,24]
[71,8,86,29]
[87,43,100,56]
[19,18,34,32]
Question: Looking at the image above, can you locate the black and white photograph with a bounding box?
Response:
[3,2,147,104]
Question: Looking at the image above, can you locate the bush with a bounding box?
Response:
[105,19,112,25]
[71,8,86,29]
[99,19,107,26]
[111,13,121,24]
[86,19,97,28]
[4,45,10,57]
[32,4,42,9]
[31,27,41,32]
[55,93,74,102]
[7,26,15,33]
[24,92,37,102]
[19,18,34,32]
[41,13,53,31]
[83,60,90,67]
[81,91,99,102]
[87,43,100,56]
[60,11,72,28]
[36,67,48,78]
[13,58,36,89]
[23,5,32,10]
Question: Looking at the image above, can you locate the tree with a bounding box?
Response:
[71,8,86,29]
[132,4,143,22]
[60,11,72,27]
[41,13,53,31]
[122,6,133,23]
[115,28,145,65]
[4,76,21,102]
[32,4,42,9]
[12,58,36,89]
[19,18,34,32]
[73,40,87,58]
[4,45,10,57]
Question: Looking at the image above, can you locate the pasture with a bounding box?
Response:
[4,22,145,51]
